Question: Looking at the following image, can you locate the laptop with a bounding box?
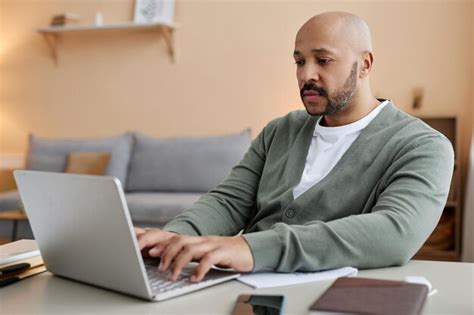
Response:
[14,170,240,301]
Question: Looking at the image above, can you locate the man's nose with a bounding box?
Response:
[299,64,320,83]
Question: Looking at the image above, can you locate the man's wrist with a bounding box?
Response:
[238,236,255,271]
[242,230,282,272]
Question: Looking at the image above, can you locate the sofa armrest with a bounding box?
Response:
[0,169,17,192]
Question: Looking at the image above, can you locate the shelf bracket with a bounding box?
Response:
[160,26,175,63]
[41,33,60,66]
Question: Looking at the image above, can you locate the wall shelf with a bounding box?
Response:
[414,117,462,262]
[37,22,177,65]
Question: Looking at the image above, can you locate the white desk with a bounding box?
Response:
[1,260,472,314]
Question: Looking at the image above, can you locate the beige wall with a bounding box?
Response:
[0,0,472,178]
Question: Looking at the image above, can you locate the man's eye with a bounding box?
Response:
[318,58,330,65]
[295,60,304,66]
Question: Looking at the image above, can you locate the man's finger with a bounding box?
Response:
[137,229,165,250]
[168,243,214,281]
[168,246,196,281]
[148,243,165,257]
[191,251,221,282]
[134,227,146,236]
[159,236,203,272]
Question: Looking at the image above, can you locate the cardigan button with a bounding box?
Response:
[285,209,295,218]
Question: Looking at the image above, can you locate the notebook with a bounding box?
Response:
[0,265,47,287]
[0,239,40,265]
[237,266,357,288]
[309,277,428,315]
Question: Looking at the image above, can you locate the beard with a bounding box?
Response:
[300,61,358,116]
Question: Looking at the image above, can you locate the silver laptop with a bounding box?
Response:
[14,170,240,301]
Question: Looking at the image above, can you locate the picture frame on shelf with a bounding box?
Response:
[134,0,175,24]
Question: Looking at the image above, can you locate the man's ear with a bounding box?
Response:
[359,51,373,78]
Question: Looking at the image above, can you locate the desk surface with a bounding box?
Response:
[1,260,472,314]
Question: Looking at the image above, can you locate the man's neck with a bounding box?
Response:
[322,95,381,127]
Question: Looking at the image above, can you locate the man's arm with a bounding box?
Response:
[161,124,271,237]
[135,124,273,281]
[243,136,455,271]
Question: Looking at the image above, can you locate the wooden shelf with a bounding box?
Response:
[415,247,459,261]
[37,21,176,33]
[446,200,459,207]
[416,117,462,261]
[37,22,177,65]
[0,239,11,245]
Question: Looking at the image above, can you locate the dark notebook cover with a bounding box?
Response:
[309,277,428,315]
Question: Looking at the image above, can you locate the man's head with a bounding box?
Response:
[294,12,374,117]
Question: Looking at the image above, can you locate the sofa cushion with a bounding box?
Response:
[126,130,251,192]
[0,190,22,211]
[126,192,202,226]
[26,133,133,185]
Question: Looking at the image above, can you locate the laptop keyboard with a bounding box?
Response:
[146,266,193,293]
[144,260,240,301]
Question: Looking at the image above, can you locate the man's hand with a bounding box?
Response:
[134,228,254,282]
[142,233,254,283]
[134,227,177,257]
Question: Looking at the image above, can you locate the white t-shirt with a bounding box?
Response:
[293,100,389,199]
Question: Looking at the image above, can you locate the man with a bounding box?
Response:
[136,11,454,283]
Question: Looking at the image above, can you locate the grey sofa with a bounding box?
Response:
[0,130,251,238]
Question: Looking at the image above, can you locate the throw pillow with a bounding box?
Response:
[26,133,133,184]
[65,152,112,175]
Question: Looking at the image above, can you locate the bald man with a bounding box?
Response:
[136,12,454,282]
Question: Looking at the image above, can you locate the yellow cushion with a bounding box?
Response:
[65,152,111,175]
[0,169,17,191]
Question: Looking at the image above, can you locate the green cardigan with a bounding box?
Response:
[163,102,454,272]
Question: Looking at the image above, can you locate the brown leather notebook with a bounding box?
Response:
[309,277,428,315]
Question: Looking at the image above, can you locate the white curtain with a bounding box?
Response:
[462,130,474,262]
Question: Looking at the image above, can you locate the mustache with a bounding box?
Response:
[300,83,327,98]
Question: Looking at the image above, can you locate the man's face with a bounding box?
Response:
[294,24,359,116]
